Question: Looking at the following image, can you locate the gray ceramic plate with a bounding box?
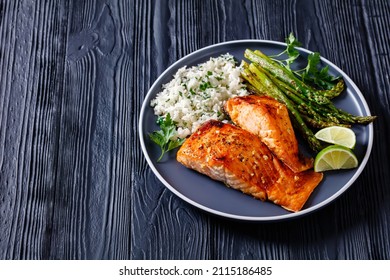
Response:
[139,40,374,221]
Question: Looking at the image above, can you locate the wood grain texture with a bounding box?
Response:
[0,0,69,259]
[0,0,389,260]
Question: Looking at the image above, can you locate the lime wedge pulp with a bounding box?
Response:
[314,126,356,149]
[314,145,358,172]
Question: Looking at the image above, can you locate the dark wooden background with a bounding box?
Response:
[1,0,389,260]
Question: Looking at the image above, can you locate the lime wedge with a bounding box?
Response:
[314,145,358,172]
[314,126,356,149]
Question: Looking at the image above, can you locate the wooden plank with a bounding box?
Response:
[51,0,132,259]
[0,0,69,259]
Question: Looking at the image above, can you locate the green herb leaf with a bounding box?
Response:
[284,32,301,68]
[268,32,341,90]
[149,113,185,162]
[305,52,321,75]
[302,52,340,89]
[199,81,212,91]
[167,138,185,151]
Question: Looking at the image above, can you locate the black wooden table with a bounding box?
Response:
[1,0,389,260]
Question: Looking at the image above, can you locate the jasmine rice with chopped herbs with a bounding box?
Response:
[150,53,249,139]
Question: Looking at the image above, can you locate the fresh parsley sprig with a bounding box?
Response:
[149,113,185,162]
[270,32,301,69]
[272,32,340,90]
[300,52,340,90]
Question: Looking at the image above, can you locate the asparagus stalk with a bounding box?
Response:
[247,49,351,105]
[318,79,345,99]
[244,49,376,126]
[247,49,333,104]
[263,67,349,127]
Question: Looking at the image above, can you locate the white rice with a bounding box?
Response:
[150,53,249,139]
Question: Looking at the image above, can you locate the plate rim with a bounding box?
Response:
[138,39,374,222]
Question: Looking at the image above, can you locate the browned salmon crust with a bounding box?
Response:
[224,95,313,173]
[176,120,323,212]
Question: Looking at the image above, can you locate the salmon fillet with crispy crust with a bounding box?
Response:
[224,95,313,173]
[176,120,323,212]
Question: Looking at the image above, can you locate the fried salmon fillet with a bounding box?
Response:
[225,95,313,173]
[176,120,323,212]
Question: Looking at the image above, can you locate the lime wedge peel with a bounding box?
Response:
[314,126,356,149]
[314,145,358,172]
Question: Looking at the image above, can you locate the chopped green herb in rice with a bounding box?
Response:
[151,53,249,139]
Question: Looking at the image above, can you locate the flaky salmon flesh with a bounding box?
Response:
[224,95,313,173]
[176,120,323,212]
